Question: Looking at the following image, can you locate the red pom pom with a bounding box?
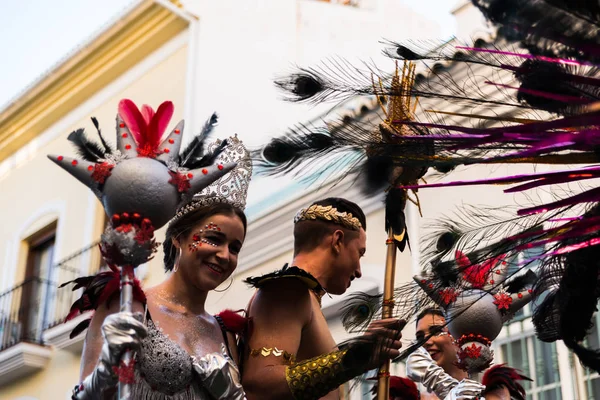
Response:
[216,309,248,333]
[368,376,419,400]
[389,376,419,399]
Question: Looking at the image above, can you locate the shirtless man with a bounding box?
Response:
[242,197,406,400]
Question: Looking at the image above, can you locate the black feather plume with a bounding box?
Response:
[67,128,106,162]
[275,72,325,102]
[90,117,113,155]
[430,259,461,286]
[186,139,229,170]
[341,292,384,333]
[385,188,409,252]
[341,281,434,334]
[505,270,537,293]
[513,59,600,116]
[179,113,219,168]
[471,0,600,63]
[359,155,395,193]
[70,319,92,339]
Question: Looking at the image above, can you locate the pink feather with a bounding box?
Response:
[148,101,174,147]
[455,250,471,268]
[141,105,155,126]
[118,99,147,145]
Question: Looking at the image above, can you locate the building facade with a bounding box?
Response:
[0,1,596,399]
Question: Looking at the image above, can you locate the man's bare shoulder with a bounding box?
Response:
[246,265,318,321]
[253,275,313,310]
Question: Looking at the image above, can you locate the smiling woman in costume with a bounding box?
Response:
[56,100,252,399]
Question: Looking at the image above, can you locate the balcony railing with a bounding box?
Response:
[0,241,102,351]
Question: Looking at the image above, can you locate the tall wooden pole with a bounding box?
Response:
[377,228,398,399]
[118,264,135,399]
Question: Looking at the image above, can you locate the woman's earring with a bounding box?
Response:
[173,247,182,273]
[214,276,234,292]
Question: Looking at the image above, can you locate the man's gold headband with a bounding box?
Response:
[294,204,362,231]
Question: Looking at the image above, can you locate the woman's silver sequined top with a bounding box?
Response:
[130,317,245,399]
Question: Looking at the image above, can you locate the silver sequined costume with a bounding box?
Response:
[130,317,245,400]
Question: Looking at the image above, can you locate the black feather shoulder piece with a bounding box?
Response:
[244,263,323,292]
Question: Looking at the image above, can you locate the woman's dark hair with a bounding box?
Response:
[163,202,247,271]
[415,307,445,326]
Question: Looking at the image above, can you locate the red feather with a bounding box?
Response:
[65,305,81,321]
[216,309,248,333]
[483,364,531,400]
[141,104,155,126]
[456,250,504,288]
[96,271,121,306]
[62,268,146,338]
[118,99,147,146]
[59,276,94,290]
[118,99,173,154]
[147,101,174,148]
[455,250,471,268]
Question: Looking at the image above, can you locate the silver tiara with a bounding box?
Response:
[170,135,252,226]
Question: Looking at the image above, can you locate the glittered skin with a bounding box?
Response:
[189,223,223,252]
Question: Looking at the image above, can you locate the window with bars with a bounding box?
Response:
[499,240,564,400]
[500,335,562,400]
[20,226,56,343]
[582,310,600,399]
[0,224,56,350]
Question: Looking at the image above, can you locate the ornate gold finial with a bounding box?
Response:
[371,61,425,216]
[375,60,418,136]
[294,205,362,231]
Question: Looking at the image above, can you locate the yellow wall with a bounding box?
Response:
[0,42,189,400]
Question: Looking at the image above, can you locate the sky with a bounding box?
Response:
[0,0,135,109]
[0,0,458,110]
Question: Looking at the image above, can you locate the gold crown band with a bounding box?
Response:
[294,205,362,231]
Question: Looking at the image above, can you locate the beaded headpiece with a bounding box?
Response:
[294,204,362,231]
[169,135,252,227]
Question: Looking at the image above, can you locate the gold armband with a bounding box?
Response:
[285,348,353,400]
[250,347,296,365]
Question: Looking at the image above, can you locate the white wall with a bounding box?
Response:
[182,0,441,143]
